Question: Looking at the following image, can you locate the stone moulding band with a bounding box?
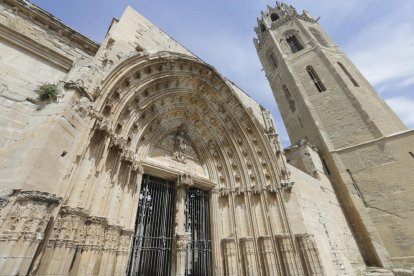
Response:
[16,191,62,205]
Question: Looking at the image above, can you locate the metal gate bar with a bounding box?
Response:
[185,188,212,276]
[128,174,175,276]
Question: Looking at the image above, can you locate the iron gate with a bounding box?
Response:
[128,174,175,276]
[185,187,212,276]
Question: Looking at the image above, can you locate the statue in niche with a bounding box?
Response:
[172,124,188,163]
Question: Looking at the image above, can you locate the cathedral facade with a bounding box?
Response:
[0,0,412,275]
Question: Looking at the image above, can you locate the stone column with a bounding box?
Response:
[105,156,124,224]
[258,236,281,276]
[117,160,134,226]
[113,229,134,275]
[173,173,191,275]
[98,225,122,276]
[0,191,62,275]
[222,238,239,276]
[295,234,325,276]
[88,134,112,215]
[74,216,107,275]
[276,234,304,276]
[66,139,100,208]
[126,161,144,230]
[240,237,259,276]
[36,206,89,275]
[211,189,222,276]
[176,233,191,276]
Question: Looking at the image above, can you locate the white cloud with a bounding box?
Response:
[398,75,414,89]
[344,2,414,88]
[386,97,414,127]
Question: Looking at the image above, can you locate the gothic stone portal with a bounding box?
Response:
[127,175,211,276]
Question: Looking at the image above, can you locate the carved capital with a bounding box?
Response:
[175,233,191,251]
[280,181,294,191]
[60,206,90,217]
[121,149,134,162]
[222,238,237,256]
[111,136,127,149]
[132,160,144,174]
[178,173,193,187]
[86,216,108,226]
[266,184,277,193]
[95,117,113,133]
[17,191,62,205]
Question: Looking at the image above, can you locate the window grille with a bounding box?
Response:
[306,66,326,92]
[286,33,304,53]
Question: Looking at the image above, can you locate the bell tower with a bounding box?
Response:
[255,2,414,269]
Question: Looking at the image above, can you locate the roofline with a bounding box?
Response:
[4,0,101,54]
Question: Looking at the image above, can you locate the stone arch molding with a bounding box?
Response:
[92,51,286,189]
[31,52,298,276]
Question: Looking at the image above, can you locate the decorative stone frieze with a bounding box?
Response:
[222,238,239,276]
[240,237,259,276]
[175,233,191,276]
[0,191,61,242]
[117,229,134,261]
[16,190,63,205]
[81,216,108,251]
[48,206,90,249]
[258,236,280,276]
[276,234,305,276]
[103,224,122,252]
[295,234,324,275]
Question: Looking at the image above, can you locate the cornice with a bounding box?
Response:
[2,0,100,55]
[0,23,73,71]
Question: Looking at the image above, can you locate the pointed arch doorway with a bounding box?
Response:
[128,174,176,275]
[127,174,212,276]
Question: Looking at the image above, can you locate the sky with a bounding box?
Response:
[31,0,414,147]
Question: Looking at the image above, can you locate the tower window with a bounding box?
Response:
[260,23,266,32]
[306,66,326,92]
[270,13,280,22]
[286,33,304,53]
[297,115,304,128]
[283,85,296,112]
[269,52,278,69]
[338,62,360,87]
[310,28,329,47]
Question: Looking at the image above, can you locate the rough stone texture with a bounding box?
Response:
[0,0,412,275]
[255,1,414,270]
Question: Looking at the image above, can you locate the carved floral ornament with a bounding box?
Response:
[90,52,289,190]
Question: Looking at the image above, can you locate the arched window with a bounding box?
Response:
[260,23,266,32]
[269,52,278,69]
[338,62,359,87]
[286,33,304,53]
[310,28,329,47]
[283,85,296,112]
[306,66,326,92]
[270,13,280,22]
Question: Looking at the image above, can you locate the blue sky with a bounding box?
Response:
[31,0,414,147]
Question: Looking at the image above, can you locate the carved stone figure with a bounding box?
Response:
[172,124,188,163]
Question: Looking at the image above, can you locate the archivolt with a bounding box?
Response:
[92,51,285,190]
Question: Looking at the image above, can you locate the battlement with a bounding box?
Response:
[254,2,316,48]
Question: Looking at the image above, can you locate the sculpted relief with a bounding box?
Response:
[148,124,207,177]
